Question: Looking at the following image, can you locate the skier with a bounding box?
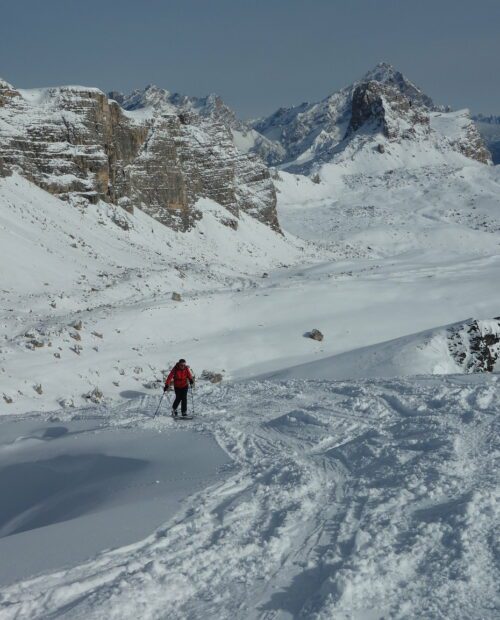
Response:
[164,358,194,417]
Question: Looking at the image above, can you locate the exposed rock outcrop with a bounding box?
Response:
[472,114,500,164]
[346,81,430,141]
[448,318,500,372]
[0,79,279,232]
[200,370,223,383]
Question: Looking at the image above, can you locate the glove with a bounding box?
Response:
[163,385,170,393]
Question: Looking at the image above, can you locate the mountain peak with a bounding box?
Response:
[362,61,399,81]
[359,62,435,110]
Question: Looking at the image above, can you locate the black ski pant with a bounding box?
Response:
[172,387,188,413]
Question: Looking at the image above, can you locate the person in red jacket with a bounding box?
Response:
[164,358,194,416]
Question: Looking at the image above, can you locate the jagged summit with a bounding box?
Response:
[361,62,435,110]
[111,85,242,130]
[251,61,490,171]
[361,61,410,85]
[112,84,177,113]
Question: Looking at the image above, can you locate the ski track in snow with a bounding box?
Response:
[1,376,498,620]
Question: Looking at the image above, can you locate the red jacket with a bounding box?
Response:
[166,364,193,389]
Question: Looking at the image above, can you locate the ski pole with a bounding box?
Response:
[190,385,195,417]
[153,391,165,418]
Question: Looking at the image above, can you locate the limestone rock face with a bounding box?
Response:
[445,115,491,164]
[0,79,279,232]
[472,114,500,164]
[0,82,147,205]
[347,81,431,141]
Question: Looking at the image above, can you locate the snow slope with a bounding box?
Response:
[0,173,305,413]
[3,152,500,413]
[266,318,500,381]
[1,376,498,619]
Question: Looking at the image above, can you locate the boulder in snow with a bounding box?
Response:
[200,370,224,383]
[83,387,104,404]
[306,329,324,342]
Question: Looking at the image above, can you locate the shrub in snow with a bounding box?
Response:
[70,331,81,341]
[33,384,43,395]
[72,319,83,330]
[172,292,182,302]
[3,394,13,404]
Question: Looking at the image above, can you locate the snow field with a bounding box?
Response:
[0,416,231,586]
[3,162,500,414]
[1,375,498,619]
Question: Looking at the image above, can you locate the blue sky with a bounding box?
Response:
[1,0,499,117]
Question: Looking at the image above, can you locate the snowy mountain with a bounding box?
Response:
[252,62,491,172]
[0,78,278,232]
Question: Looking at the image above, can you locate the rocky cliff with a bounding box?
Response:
[472,114,500,165]
[346,80,431,140]
[0,79,279,232]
